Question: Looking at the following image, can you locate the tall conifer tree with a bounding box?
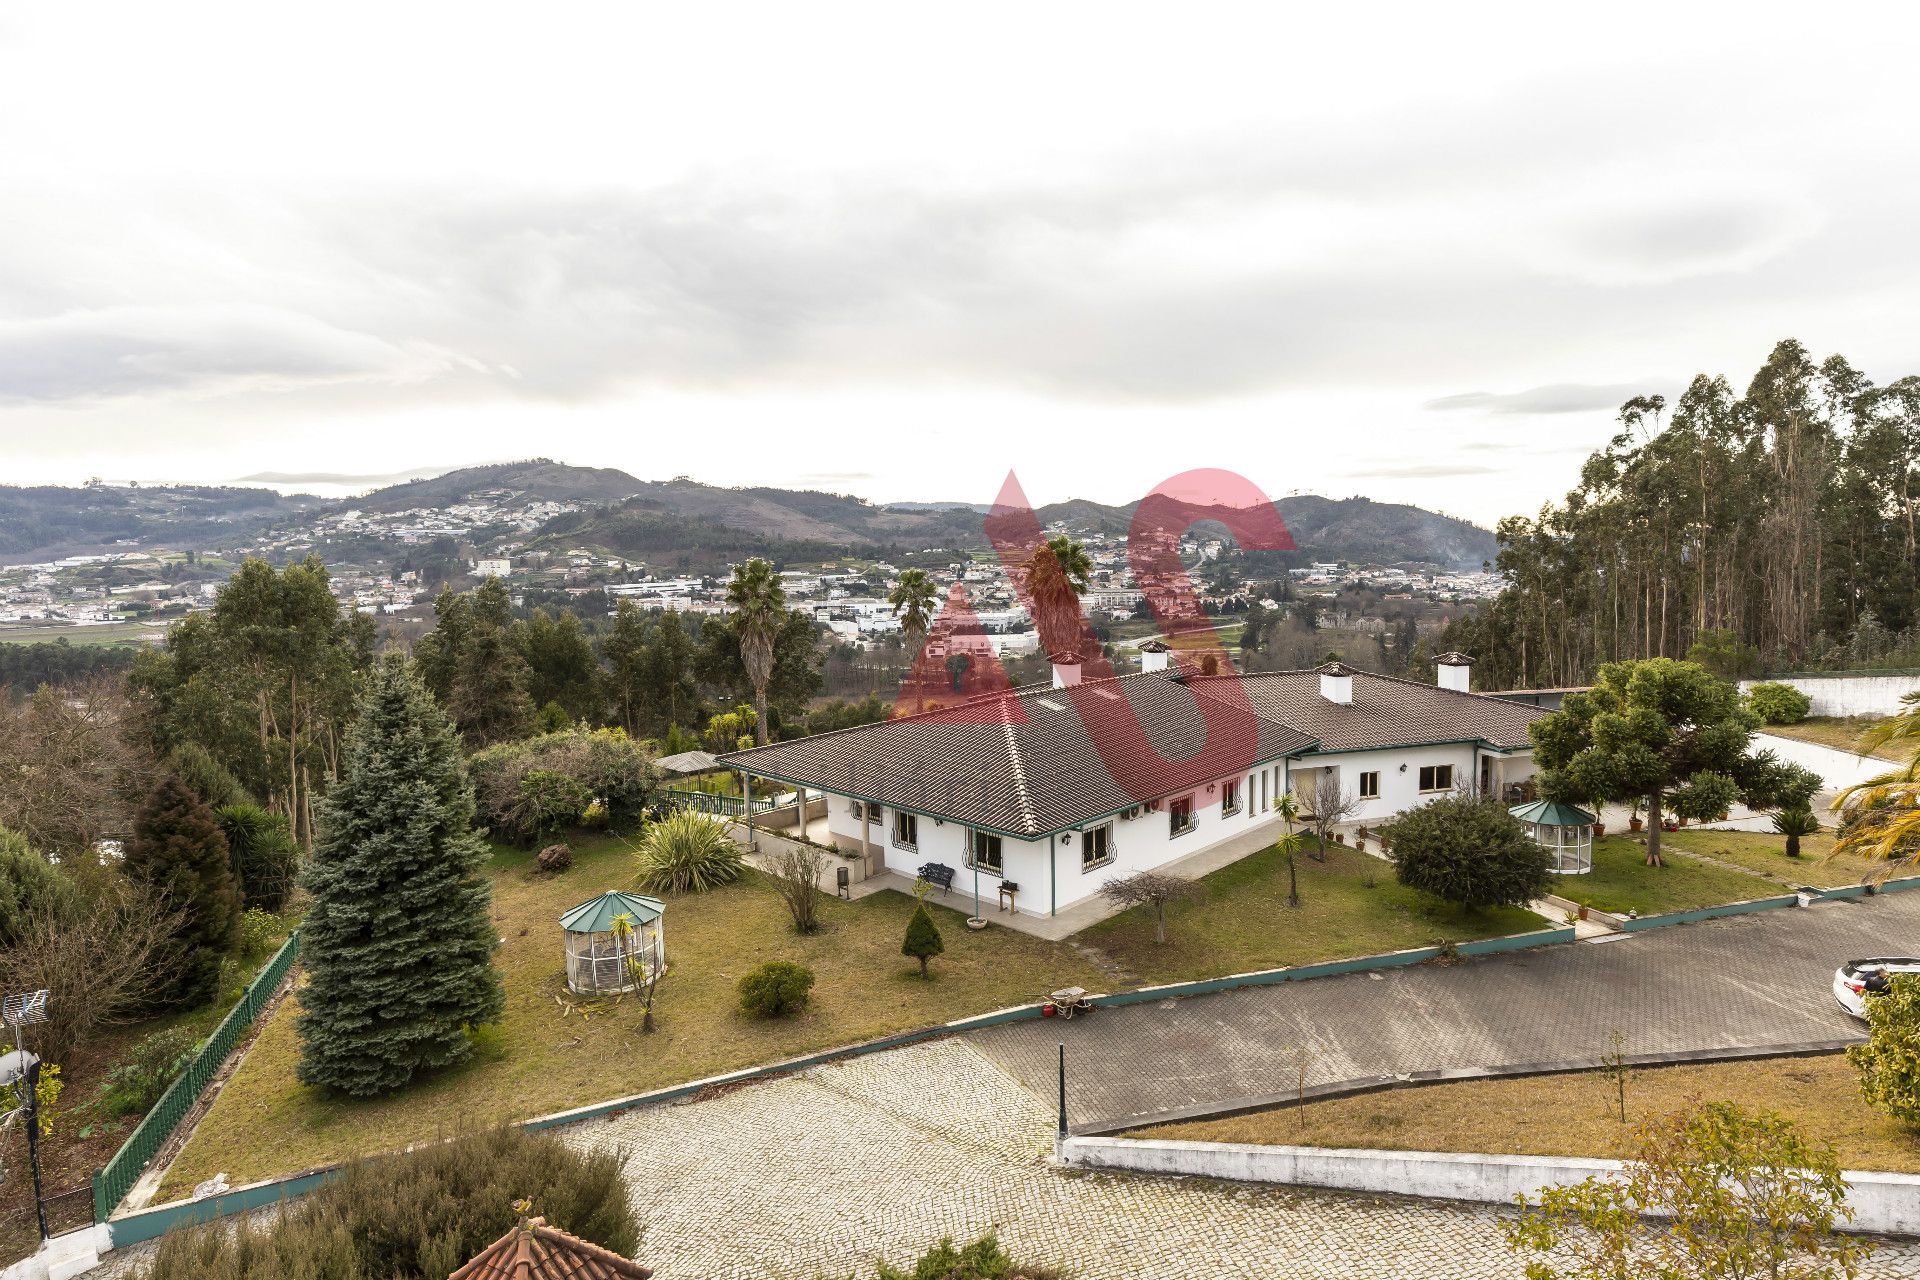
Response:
[297,656,504,1096]
[125,774,241,1009]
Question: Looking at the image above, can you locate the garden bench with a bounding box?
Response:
[918,862,956,896]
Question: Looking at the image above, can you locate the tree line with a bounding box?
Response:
[1446,339,1920,689]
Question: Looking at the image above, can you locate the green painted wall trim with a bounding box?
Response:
[109,1166,340,1247]
[1617,895,1800,932]
[1877,874,1920,894]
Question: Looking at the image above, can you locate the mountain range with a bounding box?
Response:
[0,461,1497,570]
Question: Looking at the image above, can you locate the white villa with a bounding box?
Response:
[720,650,1548,919]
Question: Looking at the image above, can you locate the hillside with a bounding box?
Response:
[354,460,649,512]
[0,483,321,562]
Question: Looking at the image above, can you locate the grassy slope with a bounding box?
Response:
[161,837,1107,1193]
[1142,1053,1920,1174]
[1548,836,1783,917]
[1661,828,1898,890]
[1765,717,1906,762]
[162,834,1553,1190]
[1080,839,1546,985]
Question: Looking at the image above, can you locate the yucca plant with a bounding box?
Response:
[633,810,745,893]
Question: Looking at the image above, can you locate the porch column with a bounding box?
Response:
[743,770,756,851]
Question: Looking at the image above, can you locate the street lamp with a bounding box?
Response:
[2,990,50,1244]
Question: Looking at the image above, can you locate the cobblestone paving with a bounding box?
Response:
[971,892,1920,1129]
[558,1039,1920,1279]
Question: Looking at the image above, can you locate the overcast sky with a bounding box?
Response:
[4,3,1919,526]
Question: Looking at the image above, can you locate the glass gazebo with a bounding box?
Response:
[1508,799,1597,874]
[560,889,666,995]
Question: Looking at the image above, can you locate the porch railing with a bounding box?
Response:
[657,788,781,818]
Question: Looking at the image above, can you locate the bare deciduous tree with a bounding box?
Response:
[1097,871,1201,944]
[0,880,184,1061]
[765,841,831,935]
[0,678,155,861]
[1306,770,1361,861]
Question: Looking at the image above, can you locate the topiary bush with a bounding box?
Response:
[737,960,815,1018]
[133,1127,636,1280]
[634,810,744,894]
[1748,681,1813,725]
[1391,791,1553,910]
[902,903,945,978]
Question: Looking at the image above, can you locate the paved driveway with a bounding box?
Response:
[968,892,1920,1129]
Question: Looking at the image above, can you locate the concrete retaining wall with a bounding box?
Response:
[1753,732,1894,792]
[1617,893,1801,932]
[1058,1136,1920,1236]
[1742,672,1920,719]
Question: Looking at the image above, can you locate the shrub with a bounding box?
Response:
[214,803,300,912]
[737,960,814,1018]
[167,741,255,810]
[470,728,658,843]
[101,1025,199,1117]
[872,1234,1060,1280]
[0,877,183,1061]
[902,903,945,977]
[766,842,829,933]
[0,1045,61,1137]
[0,825,80,947]
[1748,681,1813,725]
[634,810,744,894]
[134,1127,636,1280]
[237,906,284,959]
[537,842,574,873]
[520,769,593,842]
[1391,792,1553,910]
[1850,975,1920,1129]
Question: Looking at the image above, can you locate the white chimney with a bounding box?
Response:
[1139,640,1170,674]
[1317,660,1354,705]
[1435,651,1473,693]
[1051,649,1084,688]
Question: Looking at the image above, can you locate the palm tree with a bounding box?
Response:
[888,569,939,709]
[1772,806,1819,858]
[1274,792,1304,907]
[1832,691,1920,874]
[726,558,786,746]
[1023,534,1092,651]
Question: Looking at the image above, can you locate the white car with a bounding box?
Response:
[1834,958,1920,1018]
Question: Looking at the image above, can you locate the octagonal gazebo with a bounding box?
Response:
[560,890,666,995]
[1509,799,1596,875]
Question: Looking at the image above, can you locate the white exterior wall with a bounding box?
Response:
[1288,744,1534,823]
[1739,672,1920,718]
[817,768,1292,915]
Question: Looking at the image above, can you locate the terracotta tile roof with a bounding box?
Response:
[449,1218,651,1280]
[721,668,1547,835]
[721,672,1314,838]
[1189,669,1548,753]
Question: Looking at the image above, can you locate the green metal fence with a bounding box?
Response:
[657,788,778,817]
[93,930,302,1222]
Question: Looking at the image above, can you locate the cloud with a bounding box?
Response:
[1424,383,1651,415]
[1341,463,1503,479]
[0,304,462,402]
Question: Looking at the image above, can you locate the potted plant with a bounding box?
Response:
[1592,820,1606,839]
[1628,799,1644,834]
[1355,835,1368,853]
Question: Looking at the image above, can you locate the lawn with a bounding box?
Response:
[1764,717,1907,762]
[1547,835,1783,917]
[159,835,1108,1194]
[1079,839,1547,985]
[0,621,161,648]
[1141,1052,1920,1174]
[1661,828,1895,890]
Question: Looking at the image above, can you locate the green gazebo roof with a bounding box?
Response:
[559,890,666,935]
[1508,799,1597,827]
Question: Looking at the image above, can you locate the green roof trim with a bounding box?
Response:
[1508,799,1596,827]
[559,890,666,934]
